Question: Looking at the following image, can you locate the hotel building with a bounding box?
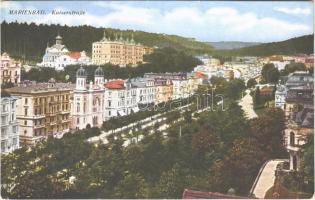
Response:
[6,80,74,146]
[92,32,153,66]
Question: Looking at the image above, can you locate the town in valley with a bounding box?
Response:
[0,1,314,199]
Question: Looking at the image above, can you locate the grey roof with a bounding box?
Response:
[285,71,313,88]
[286,84,313,103]
[6,82,75,94]
[95,67,104,77]
[293,107,314,128]
[76,67,87,77]
[130,77,154,88]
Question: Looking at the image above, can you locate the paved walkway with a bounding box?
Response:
[239,89,258,119]
[251,159,288,198]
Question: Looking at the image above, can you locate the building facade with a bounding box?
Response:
[92,32,153,66]
[1,96,19,153]
[38,34,91,70]
[104,79,139,120]
[130,78,156,107]
[72,67,105,130]
[0,52,21,85]
[284,85,314,171]
[154,78,173,104]
[275,84,287,109]
[6,80,74,146]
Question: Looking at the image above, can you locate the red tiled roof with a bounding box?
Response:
[196,71,207,78]
[105,80,124,89]
[182,189,249,199]
[67,51,81,59]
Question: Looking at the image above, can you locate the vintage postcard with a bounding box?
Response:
[0,1,314,199]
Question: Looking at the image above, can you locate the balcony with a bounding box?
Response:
[1,110,8,116]
[62,119,71,123]
[33,114,45,119]
[34,124,46,129]
[286,144,300,152]
[50,121,57,126]
[60,110,70,114]
[2,74,10,78]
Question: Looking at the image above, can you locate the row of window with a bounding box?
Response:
[33,95,70,105]
[1,138,18,153]
[2,70,19,76]
[1,126,18,136]
[1,102,15,112]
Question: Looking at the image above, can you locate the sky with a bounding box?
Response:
[0,1,313,43]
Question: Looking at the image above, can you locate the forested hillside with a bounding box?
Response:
[217,35,314,56]
[1,21,213,62]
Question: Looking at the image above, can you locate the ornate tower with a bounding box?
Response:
[76,67,87,90]
[56,34,63,45]
[94,67,104,86]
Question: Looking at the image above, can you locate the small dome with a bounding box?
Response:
[76,67,87,77]
[56,34,62,40]
[95,67,104,77]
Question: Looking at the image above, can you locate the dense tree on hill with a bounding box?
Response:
[218,35,314,57]
[1,21,213,62]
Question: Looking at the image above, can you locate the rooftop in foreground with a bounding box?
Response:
[182,189,249,199]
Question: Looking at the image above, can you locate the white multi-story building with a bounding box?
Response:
[1,95,19,153]
[131,78,156,107]
[274,84,287,109]
[104,79,139,120]
[0,52,21,85]
[38,34,91,70]
[71,67,105,130]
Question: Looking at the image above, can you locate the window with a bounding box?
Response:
[2,105,6,112]
[290,132,295,146]
[24,108,28,116]
[25,98,28,105]
[1,128,6,136]
[13,138,17,146]
[24,120,27,125]
[13,126,17,133]
[1,116,7,125]
[24,130,27,135]
[1,141,5,152]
